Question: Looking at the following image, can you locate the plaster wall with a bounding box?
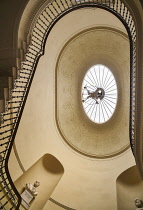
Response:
[0,0,28,69]
[117,166,143,210]
[9,8,136,210]
[15,154,64,210]
[56,27,130,158]
[18,0,48,46]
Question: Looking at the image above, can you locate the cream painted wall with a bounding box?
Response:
[15,154,64,210]
[45,201,63,210]
[56,28,130,158]
[8,147,24,179]
[117,166,143,210]
[9,8,136,210]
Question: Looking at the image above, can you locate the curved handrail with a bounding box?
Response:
[0,0,136,209]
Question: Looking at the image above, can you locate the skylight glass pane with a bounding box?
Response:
[82,64,118,124]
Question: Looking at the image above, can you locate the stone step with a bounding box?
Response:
[0,43,26,124]
[0,77,14,87]
[0,77,14,99]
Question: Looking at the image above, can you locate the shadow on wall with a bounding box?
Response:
[116,165,143,210]
[14,154,64,210]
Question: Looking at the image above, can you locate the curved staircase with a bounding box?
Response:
[0,0,137,209]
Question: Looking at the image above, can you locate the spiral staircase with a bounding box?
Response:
[0,0,142,209]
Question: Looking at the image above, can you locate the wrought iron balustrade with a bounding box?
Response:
[0,0,136,209]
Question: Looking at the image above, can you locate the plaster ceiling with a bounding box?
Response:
[56,27,130,158]
[11,5,136,210]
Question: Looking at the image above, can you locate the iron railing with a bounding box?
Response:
[0,0,136,209]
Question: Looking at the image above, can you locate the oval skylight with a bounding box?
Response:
[82,64,118,124]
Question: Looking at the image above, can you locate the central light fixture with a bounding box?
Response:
[82,64,118,123]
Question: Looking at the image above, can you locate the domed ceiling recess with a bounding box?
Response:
[56,27,130,158]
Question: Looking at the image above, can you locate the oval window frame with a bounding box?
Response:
[82,64,118,124]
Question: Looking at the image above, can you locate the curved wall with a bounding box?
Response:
[56,27,130,158]
[15,154,64,210]
[9,7,136,210]
[117,166,143,210]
